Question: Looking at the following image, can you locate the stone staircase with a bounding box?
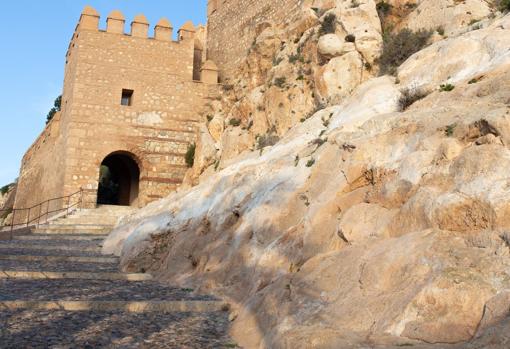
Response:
[0,206,235,348]
[32,204,133,235]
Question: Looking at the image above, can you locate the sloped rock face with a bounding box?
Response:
[104,11,510,349]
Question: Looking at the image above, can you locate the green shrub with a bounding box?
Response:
[376,1,392,17]
[439,83,455,92]
[500,0,510,11]
[46,95,62,124]
[436,26,445,36]
[319,13,337,35]
[468,76,483,84]
[0,207,12,220]
[306,158,316,167]
[398,87,428,111]
[256,133,280,150]
[0,184,11,195]
[289,53,305,64]
[229,118,241,127]
[273,56,284,66]
[185,143,196,168]
[274,77,287,88]
[445,123,457,137]
[377,29,433,76]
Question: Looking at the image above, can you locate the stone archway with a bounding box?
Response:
[97,152,140,206]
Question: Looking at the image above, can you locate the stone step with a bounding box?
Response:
[0,243,102,253]
[0,270,152,281]
[0,255,118,263]
[0,260,120,273]
[16,234,108,241]
[0,279,217,302]
[53,217,119,225]
[0,310,233,348]
[32,225,112,235]
[0,300,227,313]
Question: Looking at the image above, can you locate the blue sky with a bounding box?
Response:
[0,0,207,186]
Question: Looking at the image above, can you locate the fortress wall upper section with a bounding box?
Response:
[207,0,303,81]
[14,8,219,209]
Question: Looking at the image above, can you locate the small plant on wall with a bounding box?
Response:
[46,95,62,124]
[185,143,196,168]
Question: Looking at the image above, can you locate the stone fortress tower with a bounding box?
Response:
[13,0,304,213]
[14,6,219,211]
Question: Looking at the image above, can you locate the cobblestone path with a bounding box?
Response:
[0,227,236,348]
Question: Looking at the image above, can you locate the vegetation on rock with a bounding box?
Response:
[319,13,337,35]
[185,143,196,168]
[439,83,455,92]
[46,95,62,124]
[378,29,433,76]
[398,87,428,111]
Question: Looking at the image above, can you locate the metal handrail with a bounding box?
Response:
[0,188,93,233]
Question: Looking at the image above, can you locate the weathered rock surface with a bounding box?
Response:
[104,11,510,349]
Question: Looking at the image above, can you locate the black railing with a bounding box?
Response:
[0,188,93,233]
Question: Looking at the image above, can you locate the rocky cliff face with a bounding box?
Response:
[104,2,510,348]
[0,184,16,225]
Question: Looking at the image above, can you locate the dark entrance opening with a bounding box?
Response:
[97,152,140,206]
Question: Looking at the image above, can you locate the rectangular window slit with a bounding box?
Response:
[121,89,134,106]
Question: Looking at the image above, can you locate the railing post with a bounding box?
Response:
[37,203,42,227]
[10,209,15,233]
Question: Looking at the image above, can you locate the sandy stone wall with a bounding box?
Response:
[207,0,303,81]
[15,8,218,211]
[14,113,67,215]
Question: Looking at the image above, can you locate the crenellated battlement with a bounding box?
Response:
[66,6,217,84]
[73,7,197,47]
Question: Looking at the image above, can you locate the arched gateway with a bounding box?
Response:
[97,152,140,206]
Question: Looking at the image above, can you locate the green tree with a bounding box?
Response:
[46,95,62,124]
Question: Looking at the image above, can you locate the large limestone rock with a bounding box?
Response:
[400,0,492,36]
[316,51,364,103]
[104,12,510,349]
[398,15,510,91]
[317,33,344,58]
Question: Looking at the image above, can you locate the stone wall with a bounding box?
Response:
[207,0,303,81]
[14,7,218,211]
[14,113,67,215]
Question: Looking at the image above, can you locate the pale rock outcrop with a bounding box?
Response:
[316,51,365,103]
[184,124,217,185]
[207,114,224,143]
[219,127,253,164]
[104,12,510,349]
[398,15,510,91]
[338,203,396,243]
[400,0,492,36]
[317,33,344,58]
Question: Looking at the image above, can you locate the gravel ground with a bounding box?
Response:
[0,231,234,348]
[0,260,119,273]
[0,279,217,301]
[0,310,237,349]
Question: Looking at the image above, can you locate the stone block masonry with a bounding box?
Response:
[207,0,304,81]
[14,7,219,211]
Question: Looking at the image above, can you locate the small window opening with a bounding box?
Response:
[121,89,134,106]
